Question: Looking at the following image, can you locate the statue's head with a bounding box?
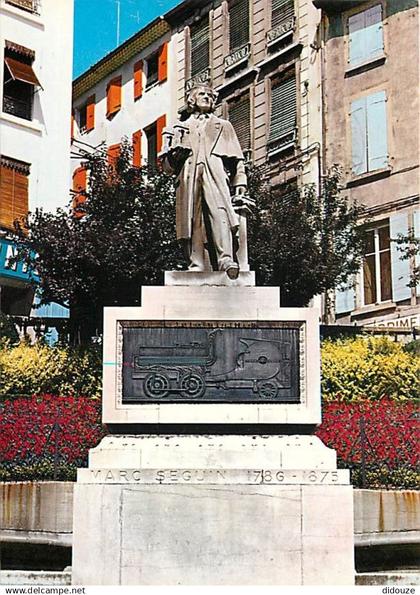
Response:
[186,84,218,114]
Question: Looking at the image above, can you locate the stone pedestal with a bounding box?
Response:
[72,278,355,585]
[72,435,354,585]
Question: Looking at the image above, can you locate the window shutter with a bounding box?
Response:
[134,60,143,100]
[106,76,122,118]
[86,95,95,131]
[348,11,366,65]
[414,211,420,291]
[390,212,411,302]
[158,43,168,83]
[228,91,251,151]
[351,97,367,175]
[133,130,142,167]
[107,144,121,167]
[229,0,250,52]
[71,112,75,141]
[272,0,294,29]
[367,91,388,171]
[269,76,296,142]
[190,16,210,77]
[335,281,356,315]
[156,115,166,153]
[365,5,383,60]
[72,166,87,218]
[0,165,29,230]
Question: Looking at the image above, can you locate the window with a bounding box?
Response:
[228,91,251,153]
[272,0,294,29]
[77,95,95,133]
[363,224,391,305]
[268,74,296,154]
[229,0,250,52]
[348,5,383,66]
[134,60,143,100]
[132,130,142,168]
[0,156,30,231]
[146,53,159,88]
[106,76,122,119]
[3,43,41,121]
[190,16,210,77]
[145,115,166,167]
[351,91,388,175]
[5,0,39,14]
[72,166,87,218]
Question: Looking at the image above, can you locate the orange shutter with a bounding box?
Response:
[133,60,143,100]
[0,165,29,230]
[132,130,142,167]
[158,43,168,83]
[156,115,166,153]
[72,166,87,217]
[107,143,121,167]
[106,76,122,118]
[86,95,95,131]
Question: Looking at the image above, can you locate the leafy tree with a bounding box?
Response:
[247,164,367,307]
[393,227,420,289]
[14,146,366,343]
[14,142,183,344]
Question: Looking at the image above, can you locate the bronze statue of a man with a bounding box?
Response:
[161,84,251,280]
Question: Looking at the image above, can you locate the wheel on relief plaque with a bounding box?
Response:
[180,372,206,398]
[257,380,279,399]
[144,372,170,398]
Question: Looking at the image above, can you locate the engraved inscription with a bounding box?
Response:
[80,468,348,485]
[122,323,301,404]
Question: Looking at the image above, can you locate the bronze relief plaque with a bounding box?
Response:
[121,321,303,404]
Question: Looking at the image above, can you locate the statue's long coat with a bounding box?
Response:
[165,114,247,241]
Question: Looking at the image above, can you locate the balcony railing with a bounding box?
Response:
[5,0,40,14]
[3,94,32,121]
[267,14,296,47]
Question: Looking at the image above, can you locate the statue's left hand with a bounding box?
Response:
[232,186,255,215]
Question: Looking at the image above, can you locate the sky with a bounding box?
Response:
[73,0,180,78]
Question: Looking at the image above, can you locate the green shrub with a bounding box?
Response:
[321,335,420,401]
[0,342,102,400]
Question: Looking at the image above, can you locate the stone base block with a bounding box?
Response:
[164,270,255,286]
[72,435,354,585]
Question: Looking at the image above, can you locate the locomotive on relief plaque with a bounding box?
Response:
[121,321,305,404]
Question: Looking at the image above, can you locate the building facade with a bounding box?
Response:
[72,0,322,205]
[314,0,419,328]
[71,16,174,195]
[0,0,74,317]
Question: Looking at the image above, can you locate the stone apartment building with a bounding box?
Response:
[72,0,322,209]
[314,0,419,328]
[0,0,73,319]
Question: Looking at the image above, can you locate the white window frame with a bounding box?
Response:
[361,223,392,306]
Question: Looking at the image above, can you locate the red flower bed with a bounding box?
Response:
[0,394,105,480]
[316,398,419,488]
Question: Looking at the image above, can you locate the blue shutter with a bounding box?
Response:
[390,212,411,302]
[414,210,420,295]
[365,5,383,59]
[351,97,367,175]
[348,11,365,65]
[335,282,355,315]
[367,91,388,171]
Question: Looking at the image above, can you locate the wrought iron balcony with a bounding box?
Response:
[3,94,32,121]
[5,0,40,13]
